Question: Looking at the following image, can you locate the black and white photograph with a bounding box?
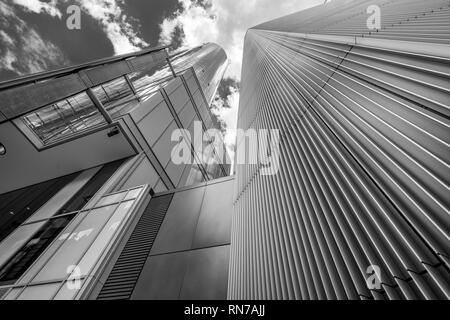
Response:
[0,0,448,313]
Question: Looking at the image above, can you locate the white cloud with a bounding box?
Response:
[0,30,15,46]
[0,49,17,71]
[0,2,67,76]
[159,0,323,80]
[12,0,150,55]
[76,0,149,55]
[12,0,62,18]
[218,88,239,169]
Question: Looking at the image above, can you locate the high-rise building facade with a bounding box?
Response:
[0,43,231,299]
[1,0,449,302]
[229,0,450,299]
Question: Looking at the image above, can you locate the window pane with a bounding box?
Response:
[16,211,90,285]
[185,163,205,186]
[31,205,118,283]
[77,200,134,276]
[53,279,85,300]
[2,287,22,300]
[129,64,173,102]
[154,180,167,193]
[0,172,77,242]
[91,77,138,118]
[0,215,75,285]
[16,282,61,300]
[153,121,178,167]
[21,91,105,145]
[96,192,126,207]
[124,188,142,200]
[0,222,45,272]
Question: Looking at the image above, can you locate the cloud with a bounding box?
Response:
[0,1,68,76]
[159,0,323,167]
[158,0,323,80]
[12,0,62,18]
[211,79,239,168]
[75,0,149,55]
[11,0,149,56]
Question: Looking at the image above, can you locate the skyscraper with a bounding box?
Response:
[0,43,231,299]
[229,0,450,299]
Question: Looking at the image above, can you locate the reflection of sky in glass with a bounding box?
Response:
[129,66,173,102]
[4,187,146,300]
[92,77,138,118]
[22,92,104,144]
[171,44,227,106]
[129,43,227,106]
[20,43,227,146]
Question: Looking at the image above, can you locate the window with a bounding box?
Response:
[0,160,124,286]
[20,91,106,146]
[0,214,75,285]
[91,77,138,118]
[1,186,148,300]
[0,172,78,243]
[128,64,174,102]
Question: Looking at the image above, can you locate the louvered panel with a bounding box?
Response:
[229,0,450,300]
[96,194,173,300]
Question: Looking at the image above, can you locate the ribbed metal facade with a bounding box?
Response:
[229,0,450,299]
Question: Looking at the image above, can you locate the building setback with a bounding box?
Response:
[229,0,450,300]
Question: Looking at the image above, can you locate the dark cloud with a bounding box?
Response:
[170,25,186,50]
[0,2,69,81]
[19,4,115,65]
[0,0,182,82]
[215,77,239,108]
[210,77,240,134]
[120,0,181,46]
[210,111,227,134]
[193,0,213,10]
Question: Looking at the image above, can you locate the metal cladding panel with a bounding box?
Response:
[128,50,167,71]
[149,186,205,255]
[0,74,86,119]
[229,0,450,300]
[79,61,132,87]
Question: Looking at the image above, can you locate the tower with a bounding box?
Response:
[229,0,450,300]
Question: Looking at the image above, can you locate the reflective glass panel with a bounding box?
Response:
[32,205,117,282]
[0,215,75,285]
[21,91,105,145]
[16,282,61,300]
[2,287,22,300]
[91,77,138,118]
[77,200,134,276]
[96,191,126,207]
[53,279,85,300]
[124,188,142,200]
[16,211,90,285]
[129,66,173,102]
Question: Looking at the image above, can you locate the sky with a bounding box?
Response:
[0,0,323,159]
